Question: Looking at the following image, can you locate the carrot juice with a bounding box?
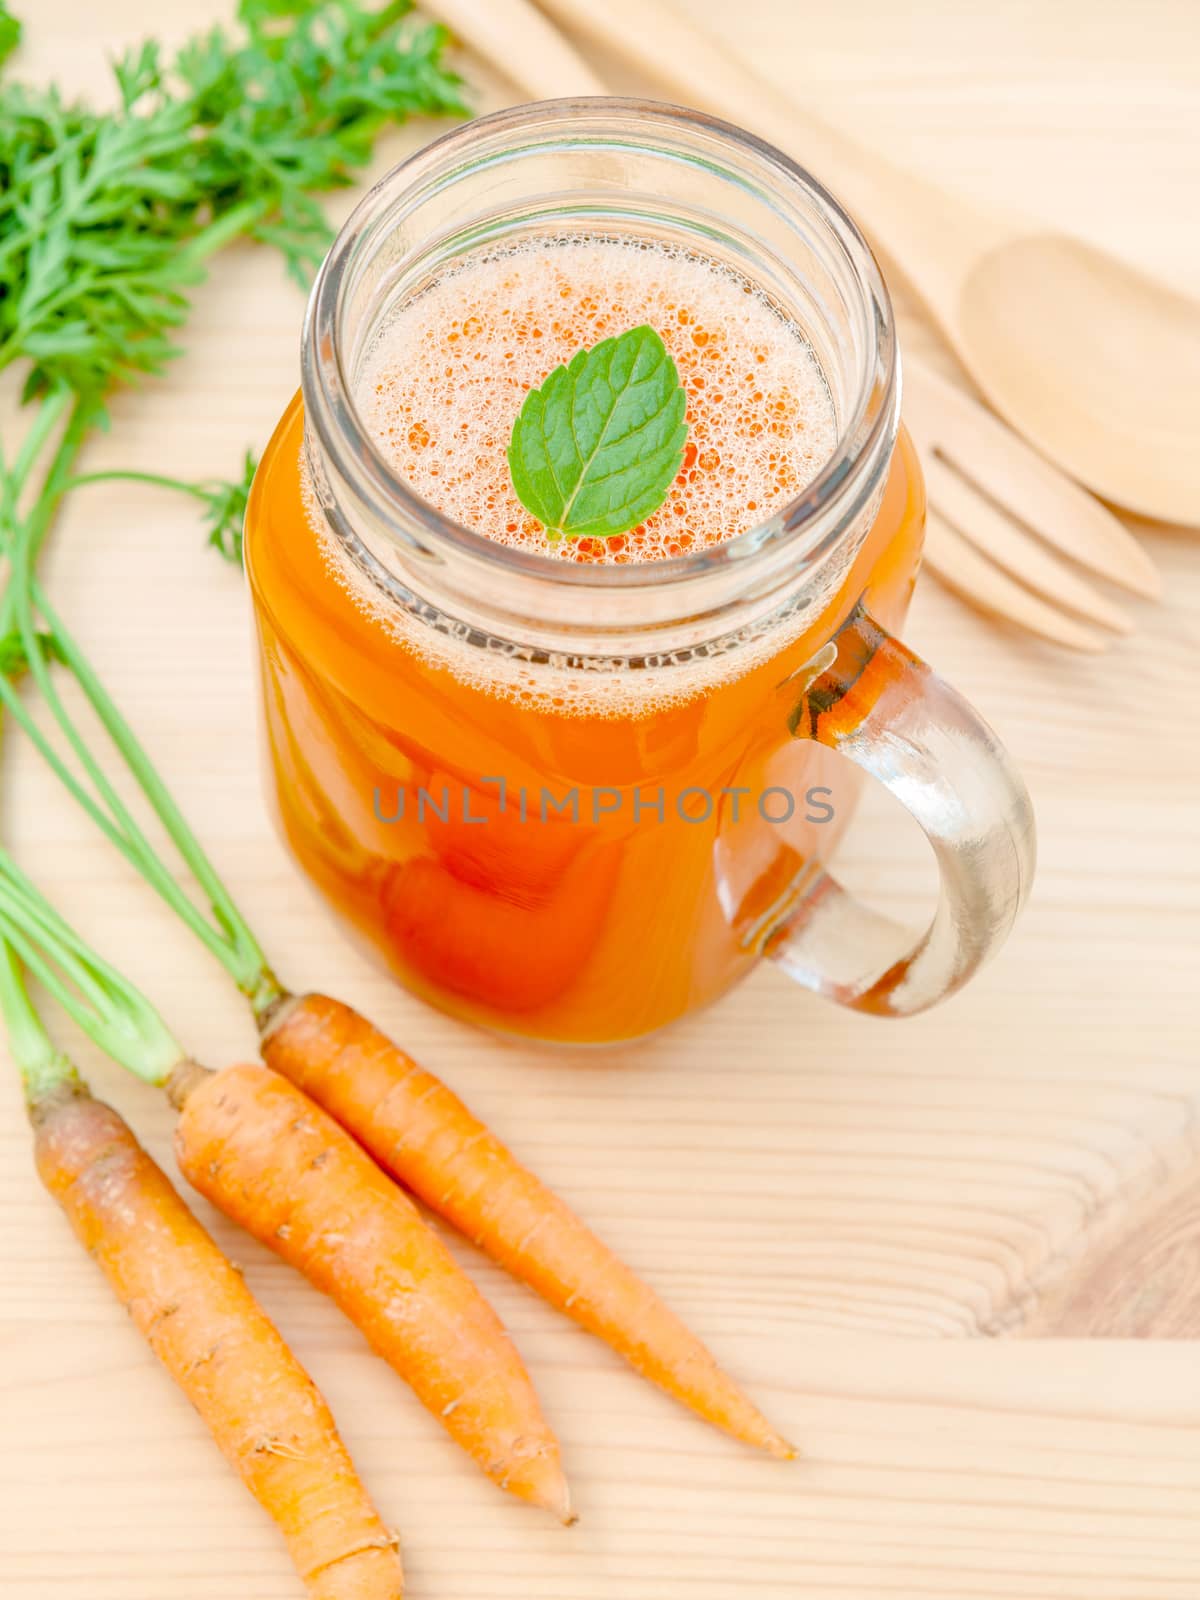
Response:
[245,223,925,1043]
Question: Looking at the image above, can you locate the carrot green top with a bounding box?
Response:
[0,1,465,1032]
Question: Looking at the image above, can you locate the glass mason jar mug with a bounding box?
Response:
[244,100,1035,1045]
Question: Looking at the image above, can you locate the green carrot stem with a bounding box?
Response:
[177,196,276,270]
[0,666,222,945]
[0,937,79,1107]
[0,395,94,643]
[0,849,185,1087]
[0,0,466,1045]
[20,397,98,571]
[0,385,73,538]
[0,421,283,1013]
[0,646,280,1009]
[0,864,116,1013]
[31,581,282,1014]
[64,470,219,501]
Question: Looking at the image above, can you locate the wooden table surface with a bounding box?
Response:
[2,2,1199,1596]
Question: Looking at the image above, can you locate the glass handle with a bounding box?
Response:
[768,604,1036,1015]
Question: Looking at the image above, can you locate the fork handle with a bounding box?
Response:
[767,605,1035,1015]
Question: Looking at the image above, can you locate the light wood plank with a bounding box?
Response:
[1,1,1198,1595]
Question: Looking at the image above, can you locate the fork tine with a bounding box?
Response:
[904,360,1162,599]
[923,455,1134,634]
[923,512,1110,652]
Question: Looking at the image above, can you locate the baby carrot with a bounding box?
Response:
[171,1059,572,1520]
[262,993,795,1459]
[0,590,788,1465]
[32,1079,404,1600]
[0,853,570,1522]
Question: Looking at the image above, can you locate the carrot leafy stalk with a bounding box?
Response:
[67,451,259,563]
[0,0,467,578]
[0,852,571,1519]
[0,0,466,395]
[0,563,794,1456]
[0,940,406,1600]
[0,0,466,1005]
[0,422,793,1459]
[0,0,793,1468]
[0,0,577,1549]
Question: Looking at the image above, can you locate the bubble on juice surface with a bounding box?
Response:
[303,236,855,715]
[354,237,837,564]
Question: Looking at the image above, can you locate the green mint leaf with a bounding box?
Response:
[507,324,687,542]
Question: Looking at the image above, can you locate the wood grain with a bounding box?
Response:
[1,1,1199,1595]
[1025,1170,1200,1337]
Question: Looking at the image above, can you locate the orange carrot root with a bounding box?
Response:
[172,1060,571,1520]
[31,1080,404,1599]
[262,993,795,1460]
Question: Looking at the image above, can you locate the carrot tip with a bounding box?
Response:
[550,1488,576,1527]
[505,1456,574,1523]
[765,1434,799,1461]
[537,1476,575,1525]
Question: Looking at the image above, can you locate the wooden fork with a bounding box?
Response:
[904,358,1161,652]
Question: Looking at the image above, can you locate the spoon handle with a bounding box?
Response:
[422,0,607,98]
[531,0,1005,307]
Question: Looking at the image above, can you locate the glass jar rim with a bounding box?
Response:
[302,95,898,601]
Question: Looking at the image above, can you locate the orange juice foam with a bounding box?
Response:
[299,236,857,717]
[354,236,838,564]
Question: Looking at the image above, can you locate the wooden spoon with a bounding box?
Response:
[525,0,1200,528]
